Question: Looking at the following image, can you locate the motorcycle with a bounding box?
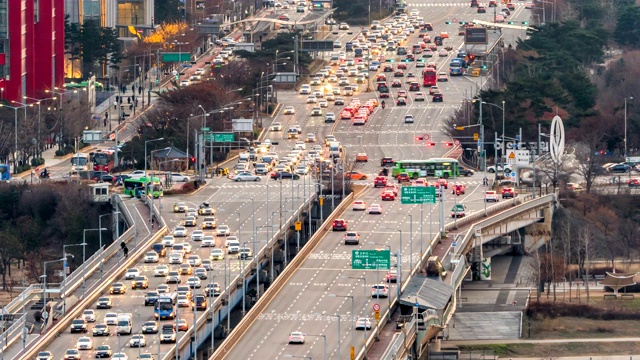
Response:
[381,101,386,109]
[39,171,49,179]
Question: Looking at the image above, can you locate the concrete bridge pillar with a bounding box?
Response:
[523,205,553,251]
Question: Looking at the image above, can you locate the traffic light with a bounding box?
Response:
[190,156,196,163]
[445,21,452,24]
[522,21,528,25]
[468,54,475,65]
[426,142,435,147]
[459,21,465,25]
[508,21,514,24]
[415,136,424,141]
[444,142,453,147]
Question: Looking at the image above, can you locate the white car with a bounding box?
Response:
[318,99,329,108]
[368,203,383,214]
[177,295,190,307]
[144,251,159,263]
[201,236,216,247]
[371,284,389,297]
[325,112,336,122]
[194,68,205,75]
[124,268,140,280]
[166,271,181,284]
[343,231,360,245]
[210,248,225,260]
[127,170,147,179]
[270,122,283,131]
[180,79,190,87]
[82,309,96,322]
[162,235,175,247]
[307,95,317,103]
[404,115,414,123]
[76,336,93,350]
[355,317,372,330]
[178,242,192,253]
[216,225,230,236]
[187,276,202,288]
[487,164,512,173]
[154,265,169,277]
[187,255,202,266]
[339,22,349,30]
[129,334,147,347]
[170,173,190,182]
[230,172,261,182]
[352,200,366,211]
[283,106,296,115]
[191,230,204,241]
[299,85,311,94]
[173,226,187,237]
[484,191,500,202]
[169,252,184,265]
[104,313,118,325]
[296,165,309,175]
[288,331,305,344]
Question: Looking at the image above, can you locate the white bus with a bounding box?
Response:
[70,153,91,173]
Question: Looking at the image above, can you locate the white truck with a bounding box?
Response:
[117,313,133,335]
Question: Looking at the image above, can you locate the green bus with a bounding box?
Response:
[391,158,460,179]
[124,177,164,198]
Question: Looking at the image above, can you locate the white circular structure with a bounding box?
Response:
[550,115,565,164]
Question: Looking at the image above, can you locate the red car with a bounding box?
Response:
[397,63,407,70]
[374,176,388,187]
[278,14,290,21]
[384,184,399,195]
[501,187,518,198]
[381,191,395,201]
[397,173,410,183]
[391,80,402,87]
[332,219,348,231]
[435,178,448,189]
[452,184,466,195]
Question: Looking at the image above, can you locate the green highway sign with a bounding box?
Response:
[352,250,391,270]
[161,52,191,62]
[201,127,210,132]
[401,186,437,204]
[204,132,234,142]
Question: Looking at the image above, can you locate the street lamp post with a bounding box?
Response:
[330,294,354,358]
[625,97,633,159]
[82,228,105,298]
[145,137,164,176]
[348,276,367,340]
[0,103,27,174]
[305,334,327,360]
[41,258,65,333]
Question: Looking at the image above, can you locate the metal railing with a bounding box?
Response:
[379,316,416,360]
[167,192,319,360]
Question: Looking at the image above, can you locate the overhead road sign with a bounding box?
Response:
[401,186,437,204]
[464,27,488,44]
[352,250,391,270]
[204,132,234,142]
[160,52,191,62]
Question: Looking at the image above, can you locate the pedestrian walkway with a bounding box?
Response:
[1,197,155,359]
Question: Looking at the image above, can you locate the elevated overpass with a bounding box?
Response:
[373,193,557,360]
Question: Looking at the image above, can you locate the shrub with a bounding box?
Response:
[55,149,66,157]
[64,145,75,154]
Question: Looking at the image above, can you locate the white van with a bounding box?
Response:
[329,141,342,157]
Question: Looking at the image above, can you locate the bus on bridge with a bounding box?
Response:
[392,158,461,179]
[154,293,178,319]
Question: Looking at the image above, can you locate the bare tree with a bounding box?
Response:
[572,141,600,193]
[578,226,595,304]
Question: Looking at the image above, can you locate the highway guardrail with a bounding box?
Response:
[211,192,354,360]
[16,199,168,360]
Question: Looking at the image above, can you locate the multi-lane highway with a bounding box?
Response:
[216,0,535,359]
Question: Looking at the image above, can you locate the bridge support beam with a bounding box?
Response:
[523,205,553,251]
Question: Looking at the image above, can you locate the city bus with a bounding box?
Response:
[123,176,164,198]
[154,293,178,320]
[92,150,115,173]
[70,153,91,173]
[449,58,465,76]
[422,69,437,86]
[391,158,460,179]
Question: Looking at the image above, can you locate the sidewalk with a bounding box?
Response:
[1,198,154,360]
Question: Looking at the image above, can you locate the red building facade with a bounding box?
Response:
[0,0,65,102]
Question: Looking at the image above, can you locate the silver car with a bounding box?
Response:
[230,172,261,182]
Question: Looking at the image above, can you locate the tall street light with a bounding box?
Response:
[145,137,165,176]
[0,103,28,173]
[41,258,65,333]
[305,334,327,360]
[24,96,56,158]
[329,294,354,358]
[83,228,106,298]
[625,96,633,159]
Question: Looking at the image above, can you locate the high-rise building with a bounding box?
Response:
[0,0,65,102]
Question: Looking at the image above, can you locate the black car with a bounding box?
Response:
[409,82,420,91]
[434,36,443,46]
[112,174,130,185]
[381,157,394,167]
[145,291,159,306]
[270,171,300,180]
[610,164,631,173]
[194,295,207,311]
[92,172,114,182]
[432,93,443,102]
[424,23,433,31]
[396,98,407,106]
[459,166,474,177]
[70,318,88,333]
[94,345,112,358]
[152,243,166,257]
[335,98,345,105]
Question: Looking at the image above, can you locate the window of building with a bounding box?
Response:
[34,0,39,23]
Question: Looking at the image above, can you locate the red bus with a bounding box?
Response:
[423,69,437,86]
[93,150,115,173]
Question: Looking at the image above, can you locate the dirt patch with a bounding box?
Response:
[459,342,640,358]
[529,317,640,339]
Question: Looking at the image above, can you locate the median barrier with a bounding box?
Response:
[211,192,355,360]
